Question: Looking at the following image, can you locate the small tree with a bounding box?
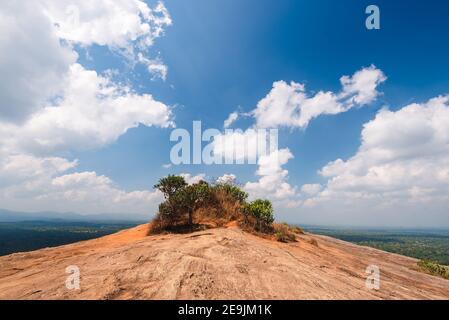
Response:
[154,175,187,199]
[174,181,212,225]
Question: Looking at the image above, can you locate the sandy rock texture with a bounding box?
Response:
[0,224,448,300]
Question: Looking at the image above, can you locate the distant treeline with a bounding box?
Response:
[306,227,449,265]
[0,221,138,256]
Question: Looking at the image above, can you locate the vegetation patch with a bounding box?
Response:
[272,223,305,243]
[273,224,296,243]
[418,260,449,280]
[0,221,137,256]
[307,227,449,265]
[149,175,288,240]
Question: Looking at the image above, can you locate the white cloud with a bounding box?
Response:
[0,153,77,188]
[0,154,162,215]
[244,149,297,204]
[41,0,172,78]
[0,1,174,215]
[212,127,280,165]
[214,66,386,213]
[1,63,173,155]
[0,0,174,156]
[252,65,386,129]
[300,184,322,196]
[224,112,239,128]
[216,174,237,185]
[0,0,171,124]
[212,129,260,163]
[301,96,449,226]
[41,0,172,52]
[0,1,77,122]
[138,53,168,81]
[211,129,298,208]
[49,172,162,213]
[180,173,206,185]
[339,64,387,106]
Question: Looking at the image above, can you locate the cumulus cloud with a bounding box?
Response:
[216,174,237,185]
[244,149,297,204]
[205,150,297,208]
[0,154,162,214]
[0,0,171,125]
[340,64,388,106]
[212,128,280,165]
[0,64,173,155]
[41,0,172,79]
[211,131,298,207]
[41,0,172,52]
[0,154,77,188]
[214,66,386,211]
[300,184,322,196]
[48,171,162,214]
[0,1,77,122]
[212,129,258,163]
[0,1,174,215]
[253,65,386,129]
[180,173,207,185]
[301,96,449,226]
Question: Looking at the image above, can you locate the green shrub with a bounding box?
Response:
[418,260,449,279]
[243,199,274,225]
[151,175,277,236]
[154,193,188,229]
[214,183,248,204]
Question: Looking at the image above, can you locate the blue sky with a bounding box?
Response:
[75,0,449,187]
[1,0,449,226]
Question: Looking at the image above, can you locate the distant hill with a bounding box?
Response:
[0,208,150,223]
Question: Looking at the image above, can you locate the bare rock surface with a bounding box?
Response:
[0,224,448,300]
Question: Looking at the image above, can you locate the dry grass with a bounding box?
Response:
[290,225,305,235]
[150,210,309,245]
[148,220,209,235]
[239,215,274,238]
[194,189,243,226]
[148,212,190,235]
[149,189,246,235]
[273,223,297,243]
